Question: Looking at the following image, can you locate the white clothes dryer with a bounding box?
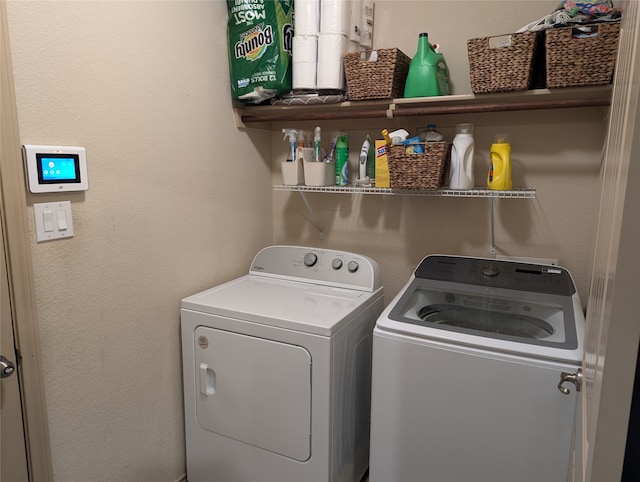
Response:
[369,255,585,482]
[181,245,383,482]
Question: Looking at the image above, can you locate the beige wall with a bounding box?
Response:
[273,0,605,304]
[272,108,605,303]
[7,1,271,481]
[6,0,607,481]
[374,0,560,96]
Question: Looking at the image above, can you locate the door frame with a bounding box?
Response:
[2,197,30,481]
[1,2,53,480]
[579,1,640,480]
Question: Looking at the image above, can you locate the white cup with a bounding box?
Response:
[304,160,335,186]
[296,147,316,163]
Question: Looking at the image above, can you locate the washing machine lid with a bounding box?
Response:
[378,255,584,363]
[182,275,381,336]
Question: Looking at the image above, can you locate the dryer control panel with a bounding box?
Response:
[250,245,382,292]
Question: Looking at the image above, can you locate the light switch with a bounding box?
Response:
[56,209,68,230]
[33,201,74,242]
[43,210,54,232]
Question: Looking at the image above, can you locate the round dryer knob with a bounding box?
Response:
[332,258,343,270]
[347,261,359,273]
[304,253,318,267]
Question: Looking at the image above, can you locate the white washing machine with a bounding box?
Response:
[181,245,383,482]
[369,255,585,482]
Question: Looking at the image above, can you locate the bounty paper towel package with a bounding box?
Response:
[227,0,294,104]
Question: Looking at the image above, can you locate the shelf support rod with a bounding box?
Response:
[489,197,496,255]
[298,192,325,239]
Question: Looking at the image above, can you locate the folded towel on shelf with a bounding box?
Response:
[558,0,615,16]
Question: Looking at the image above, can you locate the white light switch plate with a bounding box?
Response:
[34,201,74,242]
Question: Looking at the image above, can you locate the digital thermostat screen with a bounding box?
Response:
[36,154,81,184]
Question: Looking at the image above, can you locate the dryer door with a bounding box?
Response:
[194,326,312,461]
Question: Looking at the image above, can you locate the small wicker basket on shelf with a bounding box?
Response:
[387,142,449,190]
[545,22,620,88]
[467,31,538,94]
[343,48,411,100]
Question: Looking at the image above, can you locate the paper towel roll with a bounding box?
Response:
[320,0,348,35]
[292,35,318,63]
[317,33,348,90]
[293,61,317,89]
[294,0,319,36]
[317,61,345,90]
[318,33,347,64]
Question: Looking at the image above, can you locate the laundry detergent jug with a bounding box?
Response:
[404,33,450,98]
[449,123,475,190]
[487,134,512,191]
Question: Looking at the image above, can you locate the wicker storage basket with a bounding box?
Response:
[545,23,620,88]
[387,142,448,190]
[343,48,411,100]
[467,31,538,94]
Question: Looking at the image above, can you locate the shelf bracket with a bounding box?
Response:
[386,103,396,119]
[489,197,496,255]
[298,192,325,239]
[233,108,247,130]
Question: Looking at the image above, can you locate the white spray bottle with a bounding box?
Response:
[358,136,371,182]
[449,123,475,189]
[282,128,298,162]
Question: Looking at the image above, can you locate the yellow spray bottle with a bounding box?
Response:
[487,134,512,190]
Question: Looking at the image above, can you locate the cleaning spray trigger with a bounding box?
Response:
[382,129,392,146]
[282,129,298,162]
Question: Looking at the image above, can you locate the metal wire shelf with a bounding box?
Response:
[274,185,536,198]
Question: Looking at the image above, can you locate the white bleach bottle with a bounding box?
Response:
[449,123,475,189]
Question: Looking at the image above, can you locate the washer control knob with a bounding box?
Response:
[482,264,500,277]
[304,253,318,267]
[347,261,359,273]
[332,258,343,270]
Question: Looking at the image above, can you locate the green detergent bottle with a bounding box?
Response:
[404,33,450,98]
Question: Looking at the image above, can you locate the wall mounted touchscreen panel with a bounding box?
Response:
[23,145,88,193]
[36,153,81,183]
